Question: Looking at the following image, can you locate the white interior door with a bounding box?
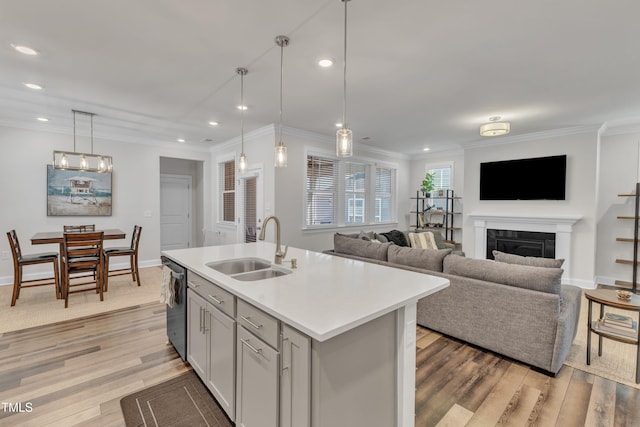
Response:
[237,168,263,243]
[160,174,192,250]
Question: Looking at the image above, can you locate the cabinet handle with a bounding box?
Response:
[240,315,262,330]
[199,306,204,333]
[208,294,223,304]
[241,338,262,355]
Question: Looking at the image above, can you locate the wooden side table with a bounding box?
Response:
[585,289,640,383]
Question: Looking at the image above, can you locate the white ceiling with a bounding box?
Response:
[2,0,640,155]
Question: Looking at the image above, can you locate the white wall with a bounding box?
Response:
[596,132,640,285]
[0,125,212,284]
[463,131,598,285]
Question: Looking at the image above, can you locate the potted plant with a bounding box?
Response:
[421,172,435,197]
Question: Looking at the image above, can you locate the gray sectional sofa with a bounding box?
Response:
[325,233,582,375]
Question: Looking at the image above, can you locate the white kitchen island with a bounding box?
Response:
[162,242,449,427]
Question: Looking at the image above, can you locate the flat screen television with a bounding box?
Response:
[479,155,567,200]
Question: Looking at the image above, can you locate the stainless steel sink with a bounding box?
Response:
[206,257,272,275]
[206,257,291,281]
[232,268,290,281]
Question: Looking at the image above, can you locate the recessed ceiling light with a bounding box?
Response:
[11,44,38,55]
[335,122,342,128]
[177,138,185,143]
[36,117,49,122]
[423,148,430,152]
[208,121,219,126]
[318,58,334,68]
[23,82,43,90]
[237,105,247,111]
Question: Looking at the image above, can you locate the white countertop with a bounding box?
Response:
[162,242,449,342]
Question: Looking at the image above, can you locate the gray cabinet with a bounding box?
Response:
[236,325,279,427]
[280,324,311,427]
[187,284,236,421]
[187,289,207,378]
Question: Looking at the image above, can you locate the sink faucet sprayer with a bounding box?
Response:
[258,215,288,265]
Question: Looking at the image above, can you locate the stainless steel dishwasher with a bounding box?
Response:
[161,256,187,361]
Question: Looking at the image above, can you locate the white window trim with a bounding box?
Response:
[425,161,454,191]
[216,152,237,229]
[302,148,399,231]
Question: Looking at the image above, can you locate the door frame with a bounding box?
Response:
[236,167,264,243]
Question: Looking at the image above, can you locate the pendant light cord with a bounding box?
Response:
[241,72,245,152]
[73,110,77,152]
[342,0,348,128]
[279,42,284,143]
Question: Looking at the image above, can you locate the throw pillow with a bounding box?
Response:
[334,233,391,261]
[357,231,374,241]
[443,254,563,295]
[388,246,451,272]
[408,232,438,250]
[378,230,409,247]
[492,250,565,268]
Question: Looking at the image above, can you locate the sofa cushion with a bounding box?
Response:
[334,233,391,261]
[378,230,409,247]
[408,232,438,250]
[492,250,565,268]
[443,254,563,295]
[388,246,451,272]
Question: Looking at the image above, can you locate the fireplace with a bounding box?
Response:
[470,213,582,281]
[486,229,555,259]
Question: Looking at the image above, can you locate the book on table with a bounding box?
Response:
[603,312,634,328]
[594,319,638,340]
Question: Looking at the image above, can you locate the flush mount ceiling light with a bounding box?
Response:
[274,35,290,168]
[480,116,510,137]
[237,67,248,173]
[318,58,334,68]
[11,43,38,55]
[336,0,353,157]
[52,110,113,173]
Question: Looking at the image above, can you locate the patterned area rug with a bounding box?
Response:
[563,294,639,389]
[120,371,232,427]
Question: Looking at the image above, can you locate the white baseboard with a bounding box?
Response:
[0,258,163,286]
[562,277,597,289]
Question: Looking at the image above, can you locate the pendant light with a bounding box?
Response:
[52,110,113,172]
[275,35,290,168]
[237,67,248,173]
[336,0,353,157]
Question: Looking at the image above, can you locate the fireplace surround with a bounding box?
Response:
[470,214,582,281]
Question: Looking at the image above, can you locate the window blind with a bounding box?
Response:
[306,155,337,226]
[221,160,235,223]
[375,166,393,222]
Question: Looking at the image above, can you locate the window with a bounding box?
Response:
[305,153,397,228]
[344,162,366,224]
[427,163,452,210]
[306,155,337,226]
[375,166,393,223]
[219,159,235,223]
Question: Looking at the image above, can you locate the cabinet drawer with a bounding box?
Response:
[237,299,279,349]
[188,271,236,318]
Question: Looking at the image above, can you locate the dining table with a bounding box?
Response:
[31,228,127,253]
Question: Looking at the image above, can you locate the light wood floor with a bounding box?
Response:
[0,303,638,426]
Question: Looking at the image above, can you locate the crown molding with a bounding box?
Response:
[599,118,640,136]
[462,125,600,150]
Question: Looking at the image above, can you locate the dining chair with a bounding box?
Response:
[103,225,142,291]
[63,224,96,232]
[61,231,104,308]
[6,230,60,306]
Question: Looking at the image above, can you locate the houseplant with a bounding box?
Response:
[421,172,435,197]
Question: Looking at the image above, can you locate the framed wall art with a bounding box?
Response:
[47,165,112,216]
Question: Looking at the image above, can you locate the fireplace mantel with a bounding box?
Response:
[469,213,582,280]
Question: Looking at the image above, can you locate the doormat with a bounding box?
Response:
[120,371,233,427]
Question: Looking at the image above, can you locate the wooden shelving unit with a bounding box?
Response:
[410,189,462,242]
[616,183,640,293]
